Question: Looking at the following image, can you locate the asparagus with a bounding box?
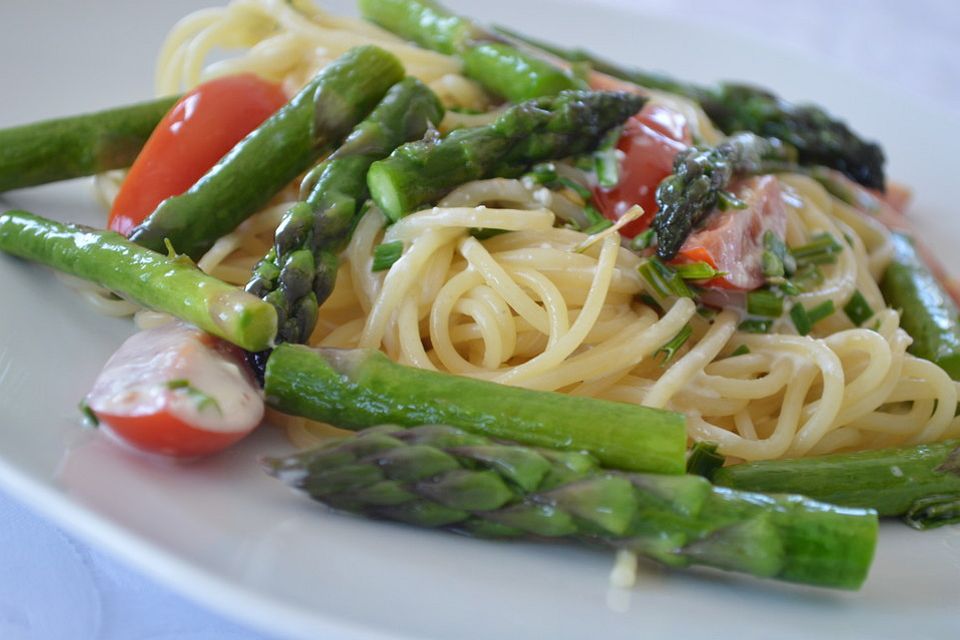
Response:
[0,210,276,351]
[368,90,645,220]
[712,440,960,529]
[880,233,960,379]
[495,26,887,190]
[652,132,791,260]
[246,78,444,346]
[128,46,404,260]
[0,95,177,192]
[263,344,686,474]
[359,0,583,101]
[265,424,878,589]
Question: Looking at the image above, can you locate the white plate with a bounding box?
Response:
[1,1,959,638]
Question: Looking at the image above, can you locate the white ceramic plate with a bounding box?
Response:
[1,1,959,638]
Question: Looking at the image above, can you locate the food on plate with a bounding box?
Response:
[2,0,960,590]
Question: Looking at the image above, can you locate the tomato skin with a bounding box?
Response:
[85,323,265,459]
[592,103,691,238]
[108,74,287,235]
[95,409,251,458]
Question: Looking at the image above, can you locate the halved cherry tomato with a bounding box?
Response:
[592,103,691,238]
[86,323,264,458]
[108,74,287,235]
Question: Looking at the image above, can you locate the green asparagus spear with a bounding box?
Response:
[0,96,178,192]
[246,78,443,346]
[0,210,276,351]
[368,90,645,220]
[652,132,792,260]
[265,424,878,589]
[880,233,960,379]
[128,46,404,260]
[263,344,686,474]
[712,440,960,529]
[359,0,583,101]
[495,26,886,191]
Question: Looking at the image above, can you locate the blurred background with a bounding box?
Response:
[0,1,957,638]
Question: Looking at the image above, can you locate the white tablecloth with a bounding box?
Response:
[1,1,957,638]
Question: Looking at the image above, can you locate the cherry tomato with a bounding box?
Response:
[86,323,264,458]
[108,74,287,235]
[592,103,691,238]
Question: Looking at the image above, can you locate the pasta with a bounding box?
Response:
[89,0,960,463]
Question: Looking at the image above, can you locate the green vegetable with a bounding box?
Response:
[843,289,875,326]
[266,424,877,589]
[746,290,784,318]
[686,441,725,477]
[0,210,276,351]
[790,232,843,267]
[594,125,622,189]
[655,324,693,365]
[738,318,773,334]
[789,300,834,335]
[637,257,693,301]
[713,440,960,528]
[245,77,443,345]
[360,0,583,101]
[879,232,960,379]
[372,241,405,272]
[674,261,723,281]
[652,133,791,260]
[368,90,645,220]
[494,26,886,190]
[263,344,687,474]
[0,95,178,193]
[128,46,405,260]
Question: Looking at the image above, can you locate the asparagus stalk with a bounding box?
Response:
[712,440,960,529]
[128,46,404,260]
[0,210,276,351]
[494,26,887,191]
[880,233,960,379]
[652,132,792,260]
[359,0,583,101]
[246,78,443,346]
[265,424,878,589]
[368,90,645,220]
[263,344,686,474]
[0,95,178,192]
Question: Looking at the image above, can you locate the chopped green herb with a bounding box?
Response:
[843,290,875,326]
[372,241,404,272]
[675,261,724,281]
[78,399,99,428]
[638,257,693,300]
[791,233,843,266]
[716,190,747,211]
[729,344,751,357]
[686,441,725,478]
[594,126,622,189]
[583,204,608,228]
[656,323,693,365]
[526,162,558,185]
[746,290,784,318]
[630,229,656,251]
[771,279,800,297]
[808,300,836,324]
[697,304,718,320]
[166,379,221,415]
[791,263,824,291]
[738,318,773,334]
[763,230,796,276]
[557,176,593,202]
[637,293,664,314]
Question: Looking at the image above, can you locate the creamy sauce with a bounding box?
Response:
[86,323,263,433]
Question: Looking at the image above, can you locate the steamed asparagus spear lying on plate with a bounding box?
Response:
[265,424,877,590]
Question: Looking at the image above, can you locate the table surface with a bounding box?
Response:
[1,1,957,639]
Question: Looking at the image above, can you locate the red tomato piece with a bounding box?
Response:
[108,74,288,235]
[592,103,691,238]
[86,323,264,458]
